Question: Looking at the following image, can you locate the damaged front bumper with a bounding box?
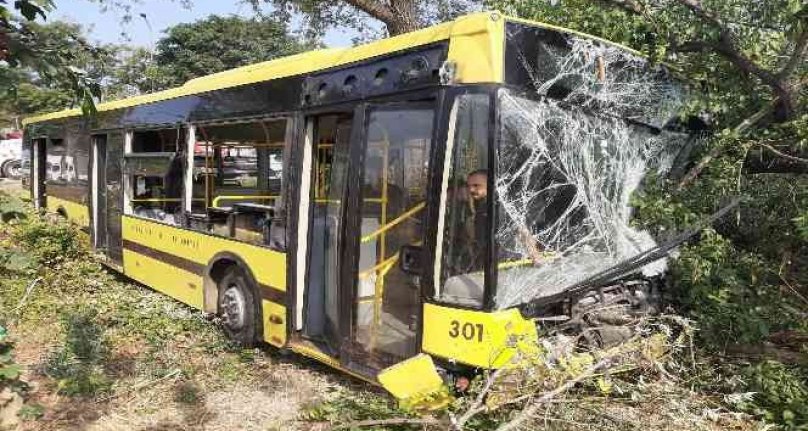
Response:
[379,303,540,410]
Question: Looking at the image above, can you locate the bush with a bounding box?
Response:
[12,217,84,265]
[669,230,805,346]
[721,361,808,430]
[0,326,24,393]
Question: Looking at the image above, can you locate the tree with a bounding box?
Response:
[251,0,480,38]
[1,18,120,126]
[1,0,103,116]
[110,15,310,93]
[151,15,309,88]
[106,47,172,97]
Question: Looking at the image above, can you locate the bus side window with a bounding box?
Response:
[192,119,288,249]
[125,128,185,226]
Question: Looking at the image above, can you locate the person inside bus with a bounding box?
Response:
[464,170,546,269]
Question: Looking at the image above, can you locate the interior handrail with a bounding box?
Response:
[360,202,425,244]
[211,195,278,208]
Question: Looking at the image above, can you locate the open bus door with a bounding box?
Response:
[302,102,435,376]
[31,138,46,210]
[91,135,108,250]
[89,132,124,266]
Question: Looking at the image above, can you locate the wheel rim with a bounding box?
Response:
[221,284,247,331]
[8,164,20,178]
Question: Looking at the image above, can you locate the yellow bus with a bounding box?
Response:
[23,12,686,404]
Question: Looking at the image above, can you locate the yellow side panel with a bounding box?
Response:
[447,12,504,84]
[121,216,286,292]
[261,300,286,347]
[47,196,89,227]
[123,249,204,309]
[421,303,538,369]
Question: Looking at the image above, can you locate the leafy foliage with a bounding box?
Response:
[740,361,808,429]
[1,1,103,120]
[301,389,416,429]
[12,215,84,265]
[151,15,310,89]
[251,0,480,38]
[0,326,23,387]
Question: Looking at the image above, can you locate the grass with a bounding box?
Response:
[0,188,365,430]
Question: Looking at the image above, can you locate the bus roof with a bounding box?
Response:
[23,12,642,126]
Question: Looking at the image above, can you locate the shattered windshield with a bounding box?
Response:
[495,91,691,309]
[494,26,693,309]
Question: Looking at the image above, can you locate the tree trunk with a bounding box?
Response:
[386,0,419,35]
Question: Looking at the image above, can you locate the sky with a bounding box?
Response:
[50,0,359,48]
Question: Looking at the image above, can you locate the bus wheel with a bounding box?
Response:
[217,266,260,347]
[1,160,20,179]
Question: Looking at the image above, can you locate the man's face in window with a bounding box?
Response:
[466,172,487,202]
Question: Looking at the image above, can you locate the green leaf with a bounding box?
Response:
[14,0,47,21]
[4,251,35,271]
[0,364,22,379]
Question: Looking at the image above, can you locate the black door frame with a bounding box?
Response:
[340,99,440,371]
[90,134,108,250]
[300,107,359,355]
[32,138,47,210]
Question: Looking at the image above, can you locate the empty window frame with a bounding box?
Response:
[193,119,287,211]
[192,118,289,246]
[124,128,186,225]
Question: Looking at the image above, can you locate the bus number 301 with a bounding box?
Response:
[449,320,484,342]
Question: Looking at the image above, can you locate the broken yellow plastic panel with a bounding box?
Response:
[378,354,452,411]
[421,303,540,369]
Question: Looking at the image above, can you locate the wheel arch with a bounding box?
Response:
[0,159,11,177]
[203,251,262,316]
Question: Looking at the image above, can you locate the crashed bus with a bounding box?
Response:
[22,12,691,405]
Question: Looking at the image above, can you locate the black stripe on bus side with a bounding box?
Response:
[121,239,287,303]
[258,286,286,304]
[122,239,205,275]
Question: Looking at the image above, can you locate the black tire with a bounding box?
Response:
[1,160,21,179]
[217,265,261,347]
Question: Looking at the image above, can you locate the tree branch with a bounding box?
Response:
[744,142,808,174]
[777,22,808,80]
[676,99,776,190]
[330,417,442,430]
[757,143,808,165]
[495,359,612,431]
[452,367,508,429]
[341,0,396,28]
